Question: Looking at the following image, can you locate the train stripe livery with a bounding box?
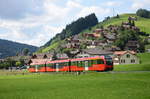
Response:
[28,56,113,72]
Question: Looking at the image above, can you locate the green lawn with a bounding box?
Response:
[0,72,150,99]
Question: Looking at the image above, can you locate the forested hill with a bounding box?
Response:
[38,13,150,53]
[43,13,98,47]
[0,39,38,58]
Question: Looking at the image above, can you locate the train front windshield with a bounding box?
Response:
[104,55,113,66]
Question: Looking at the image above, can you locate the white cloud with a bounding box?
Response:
[78,6,111,19]
[66,0,82,8]
[105,1,122,7]
[0,0,67,46]
[0,0,112,46]
[132,3,143,10]
[131,0,150,10]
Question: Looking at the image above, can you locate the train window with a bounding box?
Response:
[71,61,77,66]
[106,60,113,65]
[78,61,82,67]
[88,60,95,66]
[30,65,35,68]
[88,60,92,67]
[47,63,52,67]
[57,63,62,68]
[52,63,56,69]
[58,62,69,68]
[97,59,104,64]
[78,61,84,67]
[38,64,45,69]
[92,60,97,64]
[65,62,69,66]
[105,57,113,65]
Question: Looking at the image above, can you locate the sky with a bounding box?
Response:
[0,0,149,47]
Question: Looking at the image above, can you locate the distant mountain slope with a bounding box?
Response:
[38,13,150,53]
[0,39,38,58]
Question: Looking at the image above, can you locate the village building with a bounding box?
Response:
[29,59,49,66]
[31,53,52,60]
[125,40,139,52]
[75,48,113,58]
[84,32,101,38]
[56,53,68,60]
[113,51,140,65]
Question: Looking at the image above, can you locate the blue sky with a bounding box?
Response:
[0,0,149,47]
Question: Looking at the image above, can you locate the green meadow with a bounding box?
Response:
[0,53,150,99]
[0,72,150,99]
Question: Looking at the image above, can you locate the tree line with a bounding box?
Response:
[136,9,150,18]
[0,48,30,69]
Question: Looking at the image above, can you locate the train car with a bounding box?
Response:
[28,56,113,72]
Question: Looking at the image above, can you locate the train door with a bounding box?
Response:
[85,61,88,71]
[56,63,59,72]
[35,65,38,72]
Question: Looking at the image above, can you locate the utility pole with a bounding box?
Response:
[113,8,115,17]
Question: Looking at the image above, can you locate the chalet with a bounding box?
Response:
[29,59,49,66]
[104,33,116,44]
[125,40,139,52]
[75,48,113,58]
[66,43,80,49]
[32,53,52,60]
[105,46,121,52]
[131,26,140,32]
[84,33,101,38]
[94,29,103,33]
[56,53,68,60]
[113,51,140,65]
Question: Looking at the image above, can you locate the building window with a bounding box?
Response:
[126,54,130,58]
[121,59,125,63]
[131,59,135,63]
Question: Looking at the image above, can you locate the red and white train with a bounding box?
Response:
[28,56,113,72]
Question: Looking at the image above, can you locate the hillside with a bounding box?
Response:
[37,13,98,53]
[38,13,150,53]
[81,13,150,34]
[0,39,38,58]
[43,13,98,47]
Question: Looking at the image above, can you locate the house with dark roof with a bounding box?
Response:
[75,48,113,58]
[56,53,68,60]
[32,53,52,60]
[113,51,140,65]
[125,40,139,52]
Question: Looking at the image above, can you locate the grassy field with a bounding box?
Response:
[0,72,150,99]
